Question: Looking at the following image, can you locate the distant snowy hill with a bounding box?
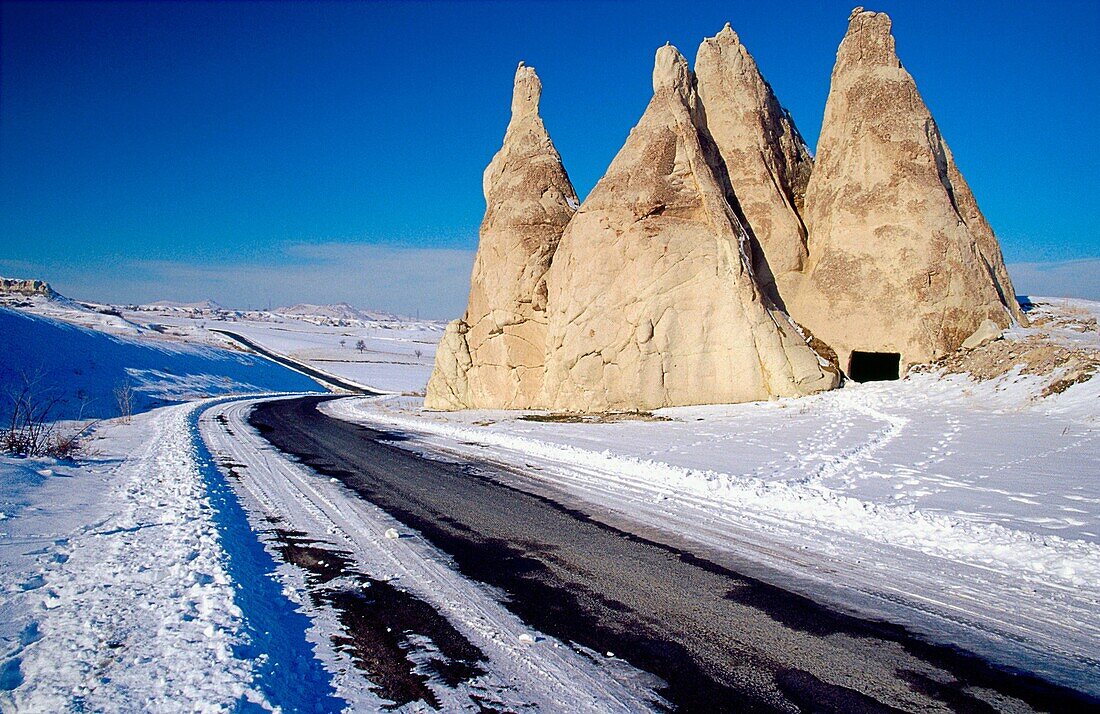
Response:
[274,302,401,325]
[0,307,320,421]
[144,299,226,312]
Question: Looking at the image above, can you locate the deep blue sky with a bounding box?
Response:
[1,1,1097,315]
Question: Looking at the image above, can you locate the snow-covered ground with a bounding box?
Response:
[194,316,439,394]
[3,291,443,396]
[0,307,321,420]
[320,302,1100,695]
[117,300,441,394]
[2,290,1098,707]
[0,400,334,711]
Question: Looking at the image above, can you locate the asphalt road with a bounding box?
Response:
[209,328,372,393]
[250,396,1094,713]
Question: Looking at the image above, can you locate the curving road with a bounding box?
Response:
[250,396,1095,713]
[209,328,374,393]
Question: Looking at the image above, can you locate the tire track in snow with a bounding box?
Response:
[201,396,664,713]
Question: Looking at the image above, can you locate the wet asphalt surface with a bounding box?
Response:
[250,396,1096,713]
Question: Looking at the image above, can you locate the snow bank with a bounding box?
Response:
[0,307,319,420]
[1,404,263,710]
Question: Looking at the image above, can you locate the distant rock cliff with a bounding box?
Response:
[0,278,57,298]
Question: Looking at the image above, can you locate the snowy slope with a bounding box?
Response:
[0,307,320,420]
[117,305,442,395]
[3,287,443,396]
[322,318,1100,695]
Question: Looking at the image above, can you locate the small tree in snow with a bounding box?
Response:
[414,348,423,360]
[339,339,347,349]
[114,380,134,423]
[356,339,366,353]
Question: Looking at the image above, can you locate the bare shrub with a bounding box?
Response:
[114,380,135,422]
[2,370,95,459]
[414,348,423,360]
[356,339,366,353]
[49,422,97,460]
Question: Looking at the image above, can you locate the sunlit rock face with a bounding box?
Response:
[428,7,1025,411]
[694,23,814,306]
[792,8,1025,375]
[540,45,838,412]
[425,63,579,410]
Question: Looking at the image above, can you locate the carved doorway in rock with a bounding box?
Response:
[848,351,901,382]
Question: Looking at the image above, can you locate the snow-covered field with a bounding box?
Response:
[3,292,443,396]
[321,301,1100,695]
[2,290,1098,707]
[0,307,320,420]
[117,301,442,394]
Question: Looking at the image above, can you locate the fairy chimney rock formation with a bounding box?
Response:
[424,62,579,409]
[694,23,814,302]
[540,45,838,412]
[792,8,1024,376]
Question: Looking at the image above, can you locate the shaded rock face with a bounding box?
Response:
[424,63,579,409]
[694,24,814,304]
[793,8,1025,374]
[540,46,838,412]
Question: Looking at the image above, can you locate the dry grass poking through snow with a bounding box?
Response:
[520,411,673,424]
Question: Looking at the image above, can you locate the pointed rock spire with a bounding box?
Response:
[511,61,540,117]
[792,8,1026,377]
[540,44,838,411]
[425,63,579,410]
[694,22,815,303]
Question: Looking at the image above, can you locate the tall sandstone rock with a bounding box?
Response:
[424,63,578,409]
[793,8,1025,374]
[540,46,838,412]
[694,24,814,304]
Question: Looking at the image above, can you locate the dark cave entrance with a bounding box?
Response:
[848,351,901,383]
